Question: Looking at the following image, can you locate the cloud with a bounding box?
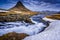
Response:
[0,0,60,11]
[23,0,60,11]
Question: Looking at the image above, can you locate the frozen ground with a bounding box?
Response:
[24,21,60,40]
[43,17,59,22]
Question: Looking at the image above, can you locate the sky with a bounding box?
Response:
[0,0,60,11]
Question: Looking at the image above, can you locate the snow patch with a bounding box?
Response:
[43,17,59,22]
[24,21,60,40]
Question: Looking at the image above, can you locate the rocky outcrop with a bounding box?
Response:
[0,32,29,40]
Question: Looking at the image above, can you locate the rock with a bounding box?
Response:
[0,32,29,40]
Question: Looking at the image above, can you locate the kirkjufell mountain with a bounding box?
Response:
[9,1,38,15]
[9,1,30,11]
[0,1,38,22]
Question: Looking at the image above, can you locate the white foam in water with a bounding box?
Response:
[0,21,46,36]
[0,15,47,36]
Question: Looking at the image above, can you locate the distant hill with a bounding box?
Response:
[0,8,8,12]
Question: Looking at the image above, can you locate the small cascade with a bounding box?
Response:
[0,14,49,36]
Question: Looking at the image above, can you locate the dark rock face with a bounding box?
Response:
[0,32,29,40]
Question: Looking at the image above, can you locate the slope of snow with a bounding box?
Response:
[0,10,8,12]
[24,21,60,40]
[43,17,59,22]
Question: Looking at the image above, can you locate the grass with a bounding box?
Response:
[46,14,60,20]
[0,10,38,23]
[0,1,39,22]
[0,32,29,40]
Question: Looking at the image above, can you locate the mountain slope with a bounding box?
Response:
[9,1,30,11]
[8,1,38,16]
[46,14,60,20]
[0,1,38,22]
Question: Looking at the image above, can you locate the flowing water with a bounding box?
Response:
[0,14,49,36]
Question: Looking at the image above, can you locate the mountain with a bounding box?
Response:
[8,1,38,16]
[9,1,30,11]
[0,1,38,22]
[0,8,8,12]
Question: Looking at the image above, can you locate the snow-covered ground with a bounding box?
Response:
[24,21,60,40]
[0,10,8,12]
[43,17,59,22]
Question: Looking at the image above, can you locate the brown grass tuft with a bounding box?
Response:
[0,32,29,40]
[46,14,60,20]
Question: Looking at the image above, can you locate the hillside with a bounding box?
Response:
[0,1,38,22]
[46,14,60,20]
[8,1,38,16]
[9,1,29,11]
